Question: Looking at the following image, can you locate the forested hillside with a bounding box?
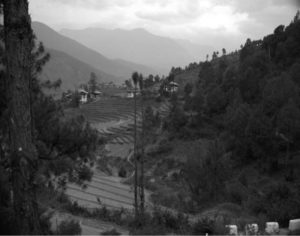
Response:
[158,11,300,227]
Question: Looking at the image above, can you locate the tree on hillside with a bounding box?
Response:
[167,73,175,82]
[184,83,193,98]
[198,61,215,86]
[138,73,144,91]
[289,62,300,86]
[154,75,160,83]
[262,73,299,116]
[183,83,194,119]
[222,48,226,56]
[41,78,62,90]
[183,140,230,203]
[79,83,88,91]
[245,107,277,167]
[3,0,41,233]
[276,98,300,149]
[144,74,155,88]
[212,51,219,60]
[88,72,98,93]
[125,79,133,89]
[191,87,205,116]
[205,86,227,115]
[166,95,187,134]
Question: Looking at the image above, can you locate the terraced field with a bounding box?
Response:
[66,98,169,210]
[65,170,151,212]
[78,98,171,156]
[65,98,170,211]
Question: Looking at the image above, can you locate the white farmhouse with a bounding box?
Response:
[79,89,88,103]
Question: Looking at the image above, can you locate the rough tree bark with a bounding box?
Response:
[3,0,41,234]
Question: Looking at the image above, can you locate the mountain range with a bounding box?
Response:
[60,27,214,73]
[32,22,213,90]
[39,48,117,91]
[32,22,158,86]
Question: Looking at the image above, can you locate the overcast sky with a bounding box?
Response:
[29,0,299,51]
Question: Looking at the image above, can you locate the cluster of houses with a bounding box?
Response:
[78,89,102,103]
[63,80,180,104]
[125,81,179,98]
[164,81,179,93]
[62,89,102,104]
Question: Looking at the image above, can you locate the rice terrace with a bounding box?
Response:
[64,97,171,212]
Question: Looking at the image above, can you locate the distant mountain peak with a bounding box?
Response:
[60,26,199,72]
[32,21,158,84]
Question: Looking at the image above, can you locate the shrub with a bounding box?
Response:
[58,192,71,204]
[130,224,167,235]
[157,139,172,154]
[109,208,125,225]
[101,228,121,235]
[147,139,172,156]
[192,216,228,235]
[58,219,81,235]
[247,182,300,227]
[151,208,190,233]
[226,181,248,205]
[192,218,214,235]
[94,206,110,221]
[78,165,93,182]
[263,183,300,226]
[118,166,127,178]
[155,96,162,103]
[129,208,190,234]
[39,209,53,235]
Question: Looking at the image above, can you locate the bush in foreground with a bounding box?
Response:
[101,228,121,235]
[58,219,82,235]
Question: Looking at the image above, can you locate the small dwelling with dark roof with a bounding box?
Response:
[165,81,179,93]
[127,89,134,98]
[79,89,88,103]
[91,90,102,99]
[127,89,141,98]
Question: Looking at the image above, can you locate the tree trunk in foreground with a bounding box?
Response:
[4,0,41,234]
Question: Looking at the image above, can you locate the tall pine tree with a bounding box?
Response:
[3,0,41,234]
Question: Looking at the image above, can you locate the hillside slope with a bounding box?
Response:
[60,27,193,73]
[152,14,300,227]
[39,49,118,91]
[32,22,158,83]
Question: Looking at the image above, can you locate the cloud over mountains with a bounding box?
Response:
[29,0,299,51]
